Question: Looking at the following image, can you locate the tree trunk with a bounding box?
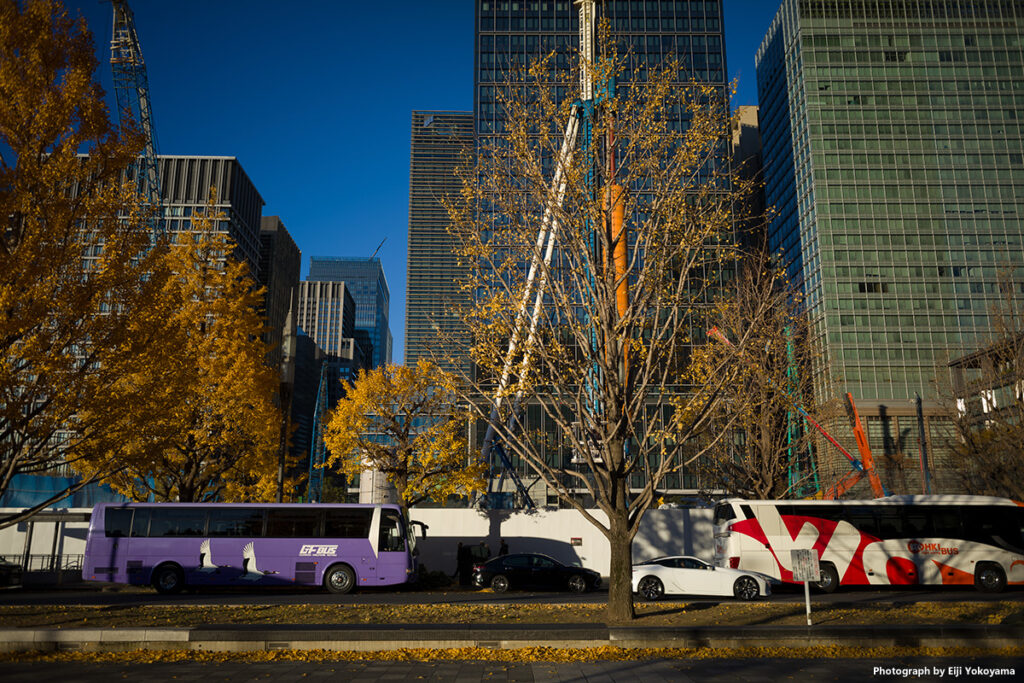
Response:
[605,505,635,622]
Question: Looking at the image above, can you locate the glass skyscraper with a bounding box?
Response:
[756,0,1024,491]
[471,0,729,502]
[476,1,726,135]
[405,111,474,373]
[307,257,392,369]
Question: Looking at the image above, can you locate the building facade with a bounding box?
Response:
[296,280,365,374]
[756,0,1024,492]
[476,0,726,135]
[406,111,474,373]
[308,257,392,369]
[157,156,265,277]
[258,216,301,373]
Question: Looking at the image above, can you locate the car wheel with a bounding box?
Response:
[637,576,664,601]
[813,562,840,594]
[490,574,510,593]
[324,564,356,595]
[733,575,759,601]
[567,574,588,593]
[152,564,185,595]
[975,564,1006,594]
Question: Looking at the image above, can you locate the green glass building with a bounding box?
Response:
[756,0,1024,491]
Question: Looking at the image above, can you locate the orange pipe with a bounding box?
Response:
[605,183,628,381]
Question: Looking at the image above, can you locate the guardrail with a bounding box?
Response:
[21,553,83,572]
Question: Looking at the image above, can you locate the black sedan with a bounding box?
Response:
[472,552,601,593]
[0,557,22,589]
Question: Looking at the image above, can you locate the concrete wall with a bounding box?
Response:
[408,507,714,577]
[0,506,715,580]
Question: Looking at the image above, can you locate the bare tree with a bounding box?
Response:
[690,248,820,500]
[939,272,1024,500]
[446,41,763,621]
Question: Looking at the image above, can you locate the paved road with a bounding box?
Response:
[2,584,1021,607]
[2,656,1022,682]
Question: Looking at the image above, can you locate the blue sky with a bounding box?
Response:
[66,1,778,365]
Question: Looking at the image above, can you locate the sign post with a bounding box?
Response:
[791,549,820,626]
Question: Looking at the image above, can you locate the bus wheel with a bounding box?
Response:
[974,564,1006,594]
[152,564,185,595]
[814,563,840,594]
[324,564,356,595]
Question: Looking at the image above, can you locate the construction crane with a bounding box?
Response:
[707,327,889,499]
[109,0,163,237]
[307,363,329,503]
[479,0,619,509]
[819,392,888,499]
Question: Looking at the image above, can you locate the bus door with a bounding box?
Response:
[374,508,410,585]
[87,506,133,584]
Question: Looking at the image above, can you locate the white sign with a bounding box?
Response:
[791,549,820,582]
[299,544,338,557]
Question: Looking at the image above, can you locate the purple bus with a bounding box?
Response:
[82,502,425,594]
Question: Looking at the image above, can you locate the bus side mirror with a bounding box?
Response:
[411,520,428,538]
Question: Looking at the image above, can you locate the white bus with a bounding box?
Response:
[712,496,1024,593]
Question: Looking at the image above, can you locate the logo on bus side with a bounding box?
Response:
[299,544,339,557]
[907,540,959,556]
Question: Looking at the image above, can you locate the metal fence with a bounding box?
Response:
[1,553,83,572]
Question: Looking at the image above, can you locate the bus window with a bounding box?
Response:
[876,508,904,539]
[324,509,373,538]
[149,508,206,537]
[265,509,321,538]
[208,508,264,537]
[104,508,133,538]
[845,505,879,537]
[927,507,963,538]
[130,508,151,537]
[791,505,844,522]
[379,509,405,552]
[964,506,1024,554]
[904,510,928,537]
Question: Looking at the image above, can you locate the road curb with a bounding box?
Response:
[1,624,1021,653]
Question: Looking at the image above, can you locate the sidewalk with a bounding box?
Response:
[2,621,1022,653]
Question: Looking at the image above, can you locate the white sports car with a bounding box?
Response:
[631,555,771,600]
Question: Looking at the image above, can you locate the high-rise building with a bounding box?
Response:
[157,156,265,277]
[295,279,371,501]
[470,0,730,504]
[308,257,392,369]
[296,280,365,376]
[756,0,1024,492]
[259,216,301,373]
[476,1,726,135]
[406,111,474,373]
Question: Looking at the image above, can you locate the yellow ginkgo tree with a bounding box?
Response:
[0,0,164,527]
[79,201,287,502]
[323,360,485,516]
